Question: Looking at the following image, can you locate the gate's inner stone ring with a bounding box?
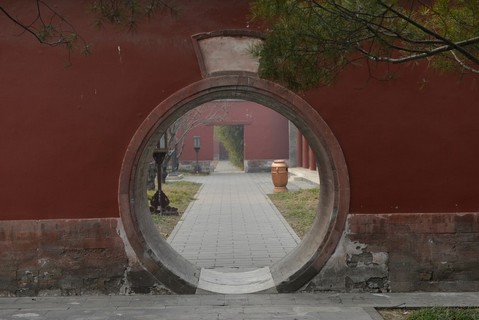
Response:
[118,75,350,293]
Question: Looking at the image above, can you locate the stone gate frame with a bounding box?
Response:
[118,29,349,293]
[118,75,350,293]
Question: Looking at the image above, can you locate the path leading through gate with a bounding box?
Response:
[168,161,316,270]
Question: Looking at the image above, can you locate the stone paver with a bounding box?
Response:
[0,292,478,320]
[168,161,308,269]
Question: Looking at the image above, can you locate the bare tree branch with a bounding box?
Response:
[0,1,91,65]
[377,0,479,65]
[162,101,231,169]
[0,5,42,43]
[450,51,479,74]
[0,0,175,63]
[357,36,479,64]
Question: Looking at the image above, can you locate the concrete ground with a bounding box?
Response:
[0,292,478,320]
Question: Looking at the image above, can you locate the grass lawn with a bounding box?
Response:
[147,181,201,239]
[378,307,479,320]
[268,187,320,239]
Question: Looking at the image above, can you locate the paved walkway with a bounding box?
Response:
[168,161,315,269]
[1,292,478,320]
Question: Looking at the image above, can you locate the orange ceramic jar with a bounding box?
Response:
[271,160,288,192]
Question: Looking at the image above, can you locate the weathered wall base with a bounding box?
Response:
[302,231,390,293]
[1,212,478,296]
[178,160,213,173]
[0,219,170,297]
[303,212,479,293]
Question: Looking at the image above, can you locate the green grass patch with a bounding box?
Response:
[268,187,319,239]
[147,181,201,238]
[406,307,479,320]
[378,307,479,320]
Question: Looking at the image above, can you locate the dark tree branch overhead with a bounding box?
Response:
[0,0,175,64]
[2,0,477,83]
[251,0,479,91]
[91,0,175,30]
[377,0,479,65]
[0,0,86,50]
[0,5,41,43]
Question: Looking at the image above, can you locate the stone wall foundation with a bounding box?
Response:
[303,212,479,293]
[1,212,478,295]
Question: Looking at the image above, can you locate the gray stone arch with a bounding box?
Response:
[118,75,350,293]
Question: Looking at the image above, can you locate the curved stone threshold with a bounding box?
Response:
[197,267,277,294]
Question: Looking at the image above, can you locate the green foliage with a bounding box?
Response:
[251,0,365,90]
[214,125,244,169]
[407,307,479,320]
[251,0,479,91]
[424,0,479,71]
[91,0,176,30]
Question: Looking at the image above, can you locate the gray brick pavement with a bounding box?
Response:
[1,292,478,320]
[168,161,310,269]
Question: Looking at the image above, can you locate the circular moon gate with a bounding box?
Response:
[118,76,350,294]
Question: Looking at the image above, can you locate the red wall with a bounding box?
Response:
[0,1,478,221]
[179,126,214,161]
[244,104,289,160]
[0,1,250,220]
[178,101,289,161]
[306,63,479,213]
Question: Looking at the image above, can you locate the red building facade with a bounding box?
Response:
[177,100,289,172]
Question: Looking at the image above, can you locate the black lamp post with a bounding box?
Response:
[193,136,201,173]
[158,133,168,210]
[150,132,177,216]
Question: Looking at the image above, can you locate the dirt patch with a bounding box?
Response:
[377,309,410,320]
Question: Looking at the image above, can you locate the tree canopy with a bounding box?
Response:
[2,0,478,89]
[250,0,479,90]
